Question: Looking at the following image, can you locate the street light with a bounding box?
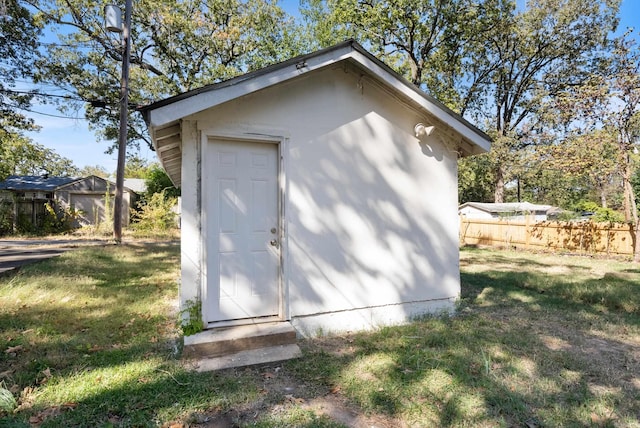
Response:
[105,0,131,243]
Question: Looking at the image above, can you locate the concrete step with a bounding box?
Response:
[193,343,302,372]
[183,321,298,359]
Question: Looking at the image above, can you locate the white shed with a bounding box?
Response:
[140,40,491,338]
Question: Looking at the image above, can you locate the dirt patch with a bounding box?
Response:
[539,335,572,351]
[186,363,404,428]
[300,395,406,428]
[189,394,404,428]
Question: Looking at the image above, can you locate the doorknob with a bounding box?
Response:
[269,239,279,248]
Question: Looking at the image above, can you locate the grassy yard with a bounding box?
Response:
[0,244,638,427]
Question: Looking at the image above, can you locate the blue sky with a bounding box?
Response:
[23,0,639,174]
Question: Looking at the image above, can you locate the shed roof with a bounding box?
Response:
[459,202,555,214]
[139,40,492,187]
[55,175,137,195]
[0,175,78,192]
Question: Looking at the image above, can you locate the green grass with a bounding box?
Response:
[0,243,264,426]
[1,245,639,427]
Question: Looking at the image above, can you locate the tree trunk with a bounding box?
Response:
[623,184,632,222]
[626,180,640,262]
[599,186,607,209]
[494,165,505,203]
[634,220,640,263]
[620,150,640,262]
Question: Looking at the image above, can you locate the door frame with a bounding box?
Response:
[200,130,288,328]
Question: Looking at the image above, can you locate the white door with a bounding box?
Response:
[204,139,280,323]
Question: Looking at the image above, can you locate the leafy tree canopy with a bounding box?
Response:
[475,0,620,202]
[79,164,110,178]
[302,0,621,204]
[1,0,42,135]
[0,132,79,180]
[144,164,179,199]
[26,0,305,155]
[302,0,508,110]
[124,155,151,179]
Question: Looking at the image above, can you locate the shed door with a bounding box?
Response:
[70,194,106,225]
[205,139,280,323]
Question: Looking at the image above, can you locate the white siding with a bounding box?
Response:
[181,66,460,334]
[180,121,202,316]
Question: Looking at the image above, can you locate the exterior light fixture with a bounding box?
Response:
[414,123,435,137]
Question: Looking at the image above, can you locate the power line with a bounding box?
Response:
[19,106,90,120]
[11,79,69,87]
[1,88,87,102]
[4,88,138,114]
[38,41,94,48]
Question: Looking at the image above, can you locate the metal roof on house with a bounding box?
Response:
[123,178,146,194]
[459,202,555,214]
[138,39,492,187]
[0,175,78,191]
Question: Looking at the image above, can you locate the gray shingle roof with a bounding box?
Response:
[0,175,78,191]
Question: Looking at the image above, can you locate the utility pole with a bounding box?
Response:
[106,0,131,243]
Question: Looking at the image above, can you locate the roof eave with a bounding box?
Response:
[143,43,357,129]
[141,41,491,153]
[141,40,491,185]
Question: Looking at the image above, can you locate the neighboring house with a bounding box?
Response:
[56,175,137,226]
[0,175,76,230]
[140,40,491,337]
[459,202,556,222]
[0,174,137,229]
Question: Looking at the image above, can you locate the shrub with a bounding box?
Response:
[131,191,177,235]
[576,201,624,223]
[41,202,81,234]
[178,299,204,336]
[0,201,13,236]
[554,210,580,221]
[144,165,180,199]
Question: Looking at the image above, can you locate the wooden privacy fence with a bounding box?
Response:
[460,218,636,256]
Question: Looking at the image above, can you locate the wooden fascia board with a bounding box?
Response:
[154,123,181,140]
[158,146,181,158]
[166,169,182,187]
[157,135,181,152]
[162,157,182,169]
[161,160,181,173]
[163,158,181,169]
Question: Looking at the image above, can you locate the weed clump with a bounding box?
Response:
[0,383,16,413]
